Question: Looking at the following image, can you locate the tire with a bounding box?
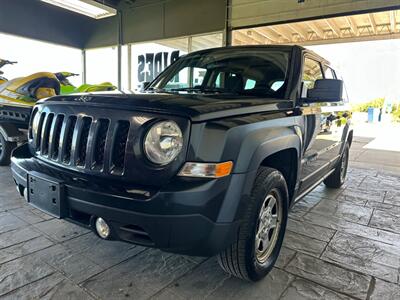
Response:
[0,132,17,166]
[217,167,289,281]
[324,142,350,188]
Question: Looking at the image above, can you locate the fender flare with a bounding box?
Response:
[246,134,302,173]
[223,133,302,222]
[339,120,353,154]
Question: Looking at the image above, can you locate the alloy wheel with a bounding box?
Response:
[255,191,282,264]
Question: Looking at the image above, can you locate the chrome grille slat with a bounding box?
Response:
[57,116,69,162]
[40,113,54,156]
[103,120,117,174]
[70,117,84,166]
[85,120,100,169]
[91,119,110,170]
[76,117,92,167]
[35,112,46,151]
[62,116,77,164]
[111,120,130,174]
[49,114,64,160]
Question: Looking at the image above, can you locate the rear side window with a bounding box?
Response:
[302,58,323,90]
[323,66,336,79]
[334,69,349,103]
[244,79,256,90]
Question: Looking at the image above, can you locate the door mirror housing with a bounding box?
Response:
[302,79,343,103]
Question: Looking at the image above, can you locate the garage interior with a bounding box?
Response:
[0,0,400,299]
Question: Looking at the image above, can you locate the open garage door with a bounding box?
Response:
[231,6,400,173]
[232,9,400,46]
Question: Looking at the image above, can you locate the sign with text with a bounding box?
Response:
[137,50,180,83]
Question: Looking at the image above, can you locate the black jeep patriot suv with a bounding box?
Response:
[11,45,352,281]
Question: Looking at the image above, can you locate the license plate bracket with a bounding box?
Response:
[27,171,66,218]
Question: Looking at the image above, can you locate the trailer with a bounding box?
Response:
[0,104,30,165]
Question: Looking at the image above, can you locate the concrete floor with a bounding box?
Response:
[0,137,399,299]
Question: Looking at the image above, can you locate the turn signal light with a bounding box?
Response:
[178,161,233,178]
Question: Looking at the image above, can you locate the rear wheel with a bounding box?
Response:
[0,132,16,166]
[217,167,289,281]
[324,142,350,188]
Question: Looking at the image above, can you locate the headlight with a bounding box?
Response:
[144,121,183,165]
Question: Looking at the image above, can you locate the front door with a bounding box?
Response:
[298,57,346,193]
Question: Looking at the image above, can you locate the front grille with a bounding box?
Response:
[32,111,131,176]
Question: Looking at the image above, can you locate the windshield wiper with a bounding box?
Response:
[170,87,202,92]
[145,87,166,92]
[169,87,237,94]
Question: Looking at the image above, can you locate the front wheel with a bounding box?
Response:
[324,142,350,188]
[0,132,17,166]
[217,167,289,281]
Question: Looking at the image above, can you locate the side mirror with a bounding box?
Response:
[302,79,343,103]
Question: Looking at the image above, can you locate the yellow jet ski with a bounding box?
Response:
[0,58,60,107]
[0,58,61,165]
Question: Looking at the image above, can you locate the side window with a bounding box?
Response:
[193,67,207,86]
[323,66,336,79]
[244,79,256,90]
[335,70,349,103]
[302,58,323,91]
[270,80,284,91]
[164,67,206,89]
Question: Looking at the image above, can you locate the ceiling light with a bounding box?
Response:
[41,0,117,19]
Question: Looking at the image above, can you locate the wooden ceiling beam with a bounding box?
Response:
[390,11,396,33]
[345,16,359,36]
[233,31,259,44]
[286,23,307,40]
[257,27,281,41]
[252,28,277,43]
[368,13,377,34]
[325,19,341,37]
[306,21,324,38]
[244,30,268,44]
[268,26,292,41]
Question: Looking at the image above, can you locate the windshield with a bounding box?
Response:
[148,48,291,98]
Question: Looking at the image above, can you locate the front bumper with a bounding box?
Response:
[11,144,251,256]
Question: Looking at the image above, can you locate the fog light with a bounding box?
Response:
[95,217,110,239]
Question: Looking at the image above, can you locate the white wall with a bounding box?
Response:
[0,33,81,86]
[308,39,400,104]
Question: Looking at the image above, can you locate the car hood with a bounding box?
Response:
[40,92,294,122]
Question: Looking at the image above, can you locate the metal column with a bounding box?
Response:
[81,49,87,85]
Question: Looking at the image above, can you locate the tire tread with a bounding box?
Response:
[217,167,287,281]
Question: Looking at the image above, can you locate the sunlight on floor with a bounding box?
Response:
[352,117,400,152]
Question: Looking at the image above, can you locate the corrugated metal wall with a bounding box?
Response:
[230,0,400,29]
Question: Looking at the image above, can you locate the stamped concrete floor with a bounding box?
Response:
[1,153,400,299]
